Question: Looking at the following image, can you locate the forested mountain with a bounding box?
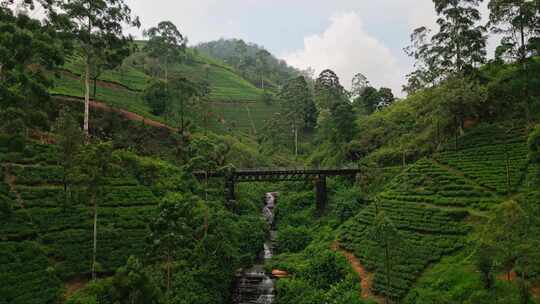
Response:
[1,0,540,304]
[196,38,301,90]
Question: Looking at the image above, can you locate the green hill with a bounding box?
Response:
[337,121,537,302]
[49,47,279,136]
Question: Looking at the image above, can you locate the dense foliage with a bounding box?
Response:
[196,38,300,89]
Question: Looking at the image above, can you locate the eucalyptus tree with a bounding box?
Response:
[50,0,139,136]
[168,76,200,132]
[489,0,539,61]
[313,69,358,144]
[54,109,84,206]
[256,49,270,90]
[314,69,345,110]
[148,193,203,294]
[488,0,540,121]
[405,0,487,92]
[143,21,186,82]
[432,0,487,73]
[78,141,113,280]
[89,43,132,99]
[279,76,315,155]
[350,73,370,101]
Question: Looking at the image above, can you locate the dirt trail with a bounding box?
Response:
[54,95,178,132]
[64,277,89,300]
[331,242,384,303]
[532,284,540,298]
[3,164,25,208]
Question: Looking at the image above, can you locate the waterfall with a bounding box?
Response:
[232,192,277,304]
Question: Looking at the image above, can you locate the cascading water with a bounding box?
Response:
[232,192,277,304]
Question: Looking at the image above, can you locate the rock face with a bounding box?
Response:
[232,193,277,304]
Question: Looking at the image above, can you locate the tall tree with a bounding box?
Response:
[256,49,270,90]
[378,87,395,109]
[489,0,540,121]
[78,141,113,280]
[489,0,539,62]
[148,193,202,295]
[330,101,357,143]
[89,42,132,99]
[350,73,370,100]
[168,76,200,133]
[403,27,443,94]
[353,86,394,114]
[56,0,139,135]
[314,69,345,110]
[405,0,487,92]
[143,21,186,82]
[432,0,487,73]
[279,76,316,155]
[54,109,84,206]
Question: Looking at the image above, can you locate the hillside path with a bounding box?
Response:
[331,241,384,303]
[53,95,178,132]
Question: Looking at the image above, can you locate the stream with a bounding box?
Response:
[232,192,277,304]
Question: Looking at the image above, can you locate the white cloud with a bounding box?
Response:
[283,12,406,96]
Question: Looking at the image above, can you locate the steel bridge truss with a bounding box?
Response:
[195,168,362,215]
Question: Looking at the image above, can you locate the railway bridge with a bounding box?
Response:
[194,168,362,215]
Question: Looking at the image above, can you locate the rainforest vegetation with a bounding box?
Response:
[1,0,540,303]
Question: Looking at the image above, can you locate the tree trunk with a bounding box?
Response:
[384,238,391,304]
[506,150,511,194]
[294,126,298,157]
[166,252,171,292]
[180,97,185,133]
[518,7,532,123]
[437,120,440,147]
[63,165,68,208]
[455,115,459,151]
[91,192,98,280]
[164,56,168,83]
[84,59,91,135]
[93,77,98,100]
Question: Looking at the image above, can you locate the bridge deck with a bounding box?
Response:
[194,168,361,182]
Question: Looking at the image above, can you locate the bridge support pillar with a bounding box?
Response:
[225,177,236,210]
[315,175,327,216]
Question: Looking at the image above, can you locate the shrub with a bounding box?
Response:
[26,110,50,131]
[277,226,312,253]
[8,135,26,153]
[528,125,540,162]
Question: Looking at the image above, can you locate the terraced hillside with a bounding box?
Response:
[339,122,533,300]
[0,141,189,302]
[0,148,63,304]
[339,159,481,299]
[436,122,529,194]
[51,49,278,136]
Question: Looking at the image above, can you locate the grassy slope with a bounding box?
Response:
[338,121,532,301]
[50,49,278,136]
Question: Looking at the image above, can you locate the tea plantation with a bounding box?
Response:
[50,71,278,136]
[436,123,529,194]
[0,142,187,301]
[338,122,535,300]
[339,167,473,299]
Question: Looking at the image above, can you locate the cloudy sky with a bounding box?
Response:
[124,0,495,95]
